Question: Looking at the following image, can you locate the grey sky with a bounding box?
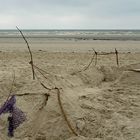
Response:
[0,0,140,29]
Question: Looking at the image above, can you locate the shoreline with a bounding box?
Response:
[0,36,140,41]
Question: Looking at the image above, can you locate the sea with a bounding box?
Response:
[0,30,140,41]
[0,29,140,52]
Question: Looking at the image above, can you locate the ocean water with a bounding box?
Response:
[0,30,140,41]
[0,30,140,53]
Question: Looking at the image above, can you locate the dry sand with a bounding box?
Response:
[0,40,140,140]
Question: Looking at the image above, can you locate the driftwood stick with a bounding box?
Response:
[72,51,95,75]
[55,87,78,136]
[40,82,51,90]
[33,71,52,91]
[14,92,49,96]
[33,64,55,87]
[115,48,119,66]
[82,53,95,71]
[39,93,50,110]
[127,69,140,72]
[35,66,50,82]
[16,26,35,80]
[33,64,50,75]
[15,92,50,110]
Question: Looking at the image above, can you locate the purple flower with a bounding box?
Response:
[0,95,26,137]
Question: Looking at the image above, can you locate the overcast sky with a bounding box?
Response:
[0,0,140,29]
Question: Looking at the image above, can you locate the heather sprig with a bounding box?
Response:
[0,95,26,137]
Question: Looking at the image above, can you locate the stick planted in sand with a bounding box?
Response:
[13,30,78,137]
[115,48,119,67]
[16,26,35,80]
[33,67,78,135]
[82,50,95,71]
[33,65,78,135]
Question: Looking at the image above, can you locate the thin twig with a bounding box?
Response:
[82,53,95,71]
[127,69,140,72]
[72,52,95,75]
[115,48,119,67]
[14,92,49,96]
[34,65,48,80]
[33,64,50,75]
[33,64,55,87]
[39,93,50,110]
[55,87,78,136]
[40,82,52,90]
[16,26,35,80]
[34,70,54,93]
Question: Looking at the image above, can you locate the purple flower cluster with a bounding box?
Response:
[0,95,26,137]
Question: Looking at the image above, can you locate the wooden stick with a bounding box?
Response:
[72,50,96,75]
[14,92,49,96]
[33,64,50,75]
[39,93,50,110]
[82,53,95,71]
[55,87,78,136]
[16,26,35,80]
[115,48,119,67]
[33,64,55,87]
[127,69,140,72]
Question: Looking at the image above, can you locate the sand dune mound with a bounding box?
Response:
[98,66,122,82]
[76,71,104,86]
[71,67,104,87]
[96,63,140,86]
[72,65,123,86]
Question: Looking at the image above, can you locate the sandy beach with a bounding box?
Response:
[0,38,140,53]
[0,39,140,140]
